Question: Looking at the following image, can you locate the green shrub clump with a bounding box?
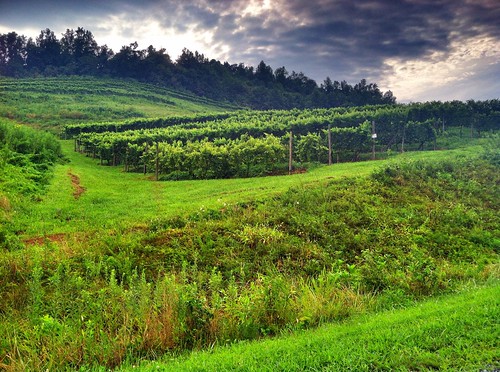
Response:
[0,120,63,248]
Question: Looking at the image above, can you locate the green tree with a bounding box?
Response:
[255,60,274,83]
[25,28,62,73]
[0,32,27,76]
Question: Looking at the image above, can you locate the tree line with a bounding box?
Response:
[0,27,396,110]
[71,105,448,179]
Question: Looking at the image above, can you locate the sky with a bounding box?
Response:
[1,0,499,102]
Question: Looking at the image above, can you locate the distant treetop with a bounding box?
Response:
[0,27,396,109]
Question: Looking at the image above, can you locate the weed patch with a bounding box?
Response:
[0,152,498,369]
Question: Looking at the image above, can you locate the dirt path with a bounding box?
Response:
[23,233,66,247]
[68,170,86,199]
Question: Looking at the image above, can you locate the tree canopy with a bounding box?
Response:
[0,27,397,109]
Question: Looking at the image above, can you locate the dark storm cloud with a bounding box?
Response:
[0,0,116,25]
[228,0,454,78]
[217,0,492,97]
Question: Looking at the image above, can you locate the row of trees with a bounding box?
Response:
[65,99,499,144]
[143,135,286,179]
[73,99,500,159]
[0,28,396,109]
[406,100,500,136]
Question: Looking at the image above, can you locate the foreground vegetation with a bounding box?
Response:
[129,283,499,371]
[0,118,63,246]
[0,137,498,369]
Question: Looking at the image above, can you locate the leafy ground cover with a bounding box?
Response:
[0,78,498,370]
[9,138,486,238]
[0,138,497,370]
[0,118,63,247]
[128,282,499,371]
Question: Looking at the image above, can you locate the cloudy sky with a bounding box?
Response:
[1,0,499,102]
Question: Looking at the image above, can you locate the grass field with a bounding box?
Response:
[0,77,498,371]
[15,139,485,238]
[0,77,236,131]
[128,282,499,371]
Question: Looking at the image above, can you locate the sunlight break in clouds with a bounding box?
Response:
[95,14,215,59]
[381,34,500,102]
[239,0,273,17]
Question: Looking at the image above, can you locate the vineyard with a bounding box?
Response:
[0,75,499,370]
[68,100,500,180]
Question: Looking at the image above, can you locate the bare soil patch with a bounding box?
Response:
[68,171,86,199]
[23,233,66,247]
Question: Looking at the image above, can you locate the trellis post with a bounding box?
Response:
[155,142,159,181]
[328,124,332,165]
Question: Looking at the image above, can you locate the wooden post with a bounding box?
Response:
[371,121,376,160]
[288,130,293,175]
[143,144,148,175]
[155,142,159,181]
[328,124,332,165]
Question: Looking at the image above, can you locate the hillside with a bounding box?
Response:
[0,76,238,131]
[0,77,498,371]
[1,27,396,110]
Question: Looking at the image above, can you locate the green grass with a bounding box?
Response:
[2,133,495,369]
[0,77,237,131]
[1,76,498,371]
[15,139,485,238]
[127,282,500,371]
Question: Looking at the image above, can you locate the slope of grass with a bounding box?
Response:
[132,282,499,372]
[1,144,497,370]
[0,77,237,131]
[0,76,497,371]
[13,139,486,238]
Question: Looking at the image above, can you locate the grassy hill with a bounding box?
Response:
[0,76,237,131]
[11,140,487,238]
[0,77,498,371]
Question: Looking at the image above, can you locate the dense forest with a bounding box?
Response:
[0,27,396,109]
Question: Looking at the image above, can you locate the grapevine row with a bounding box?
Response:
[71,100,499,180]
